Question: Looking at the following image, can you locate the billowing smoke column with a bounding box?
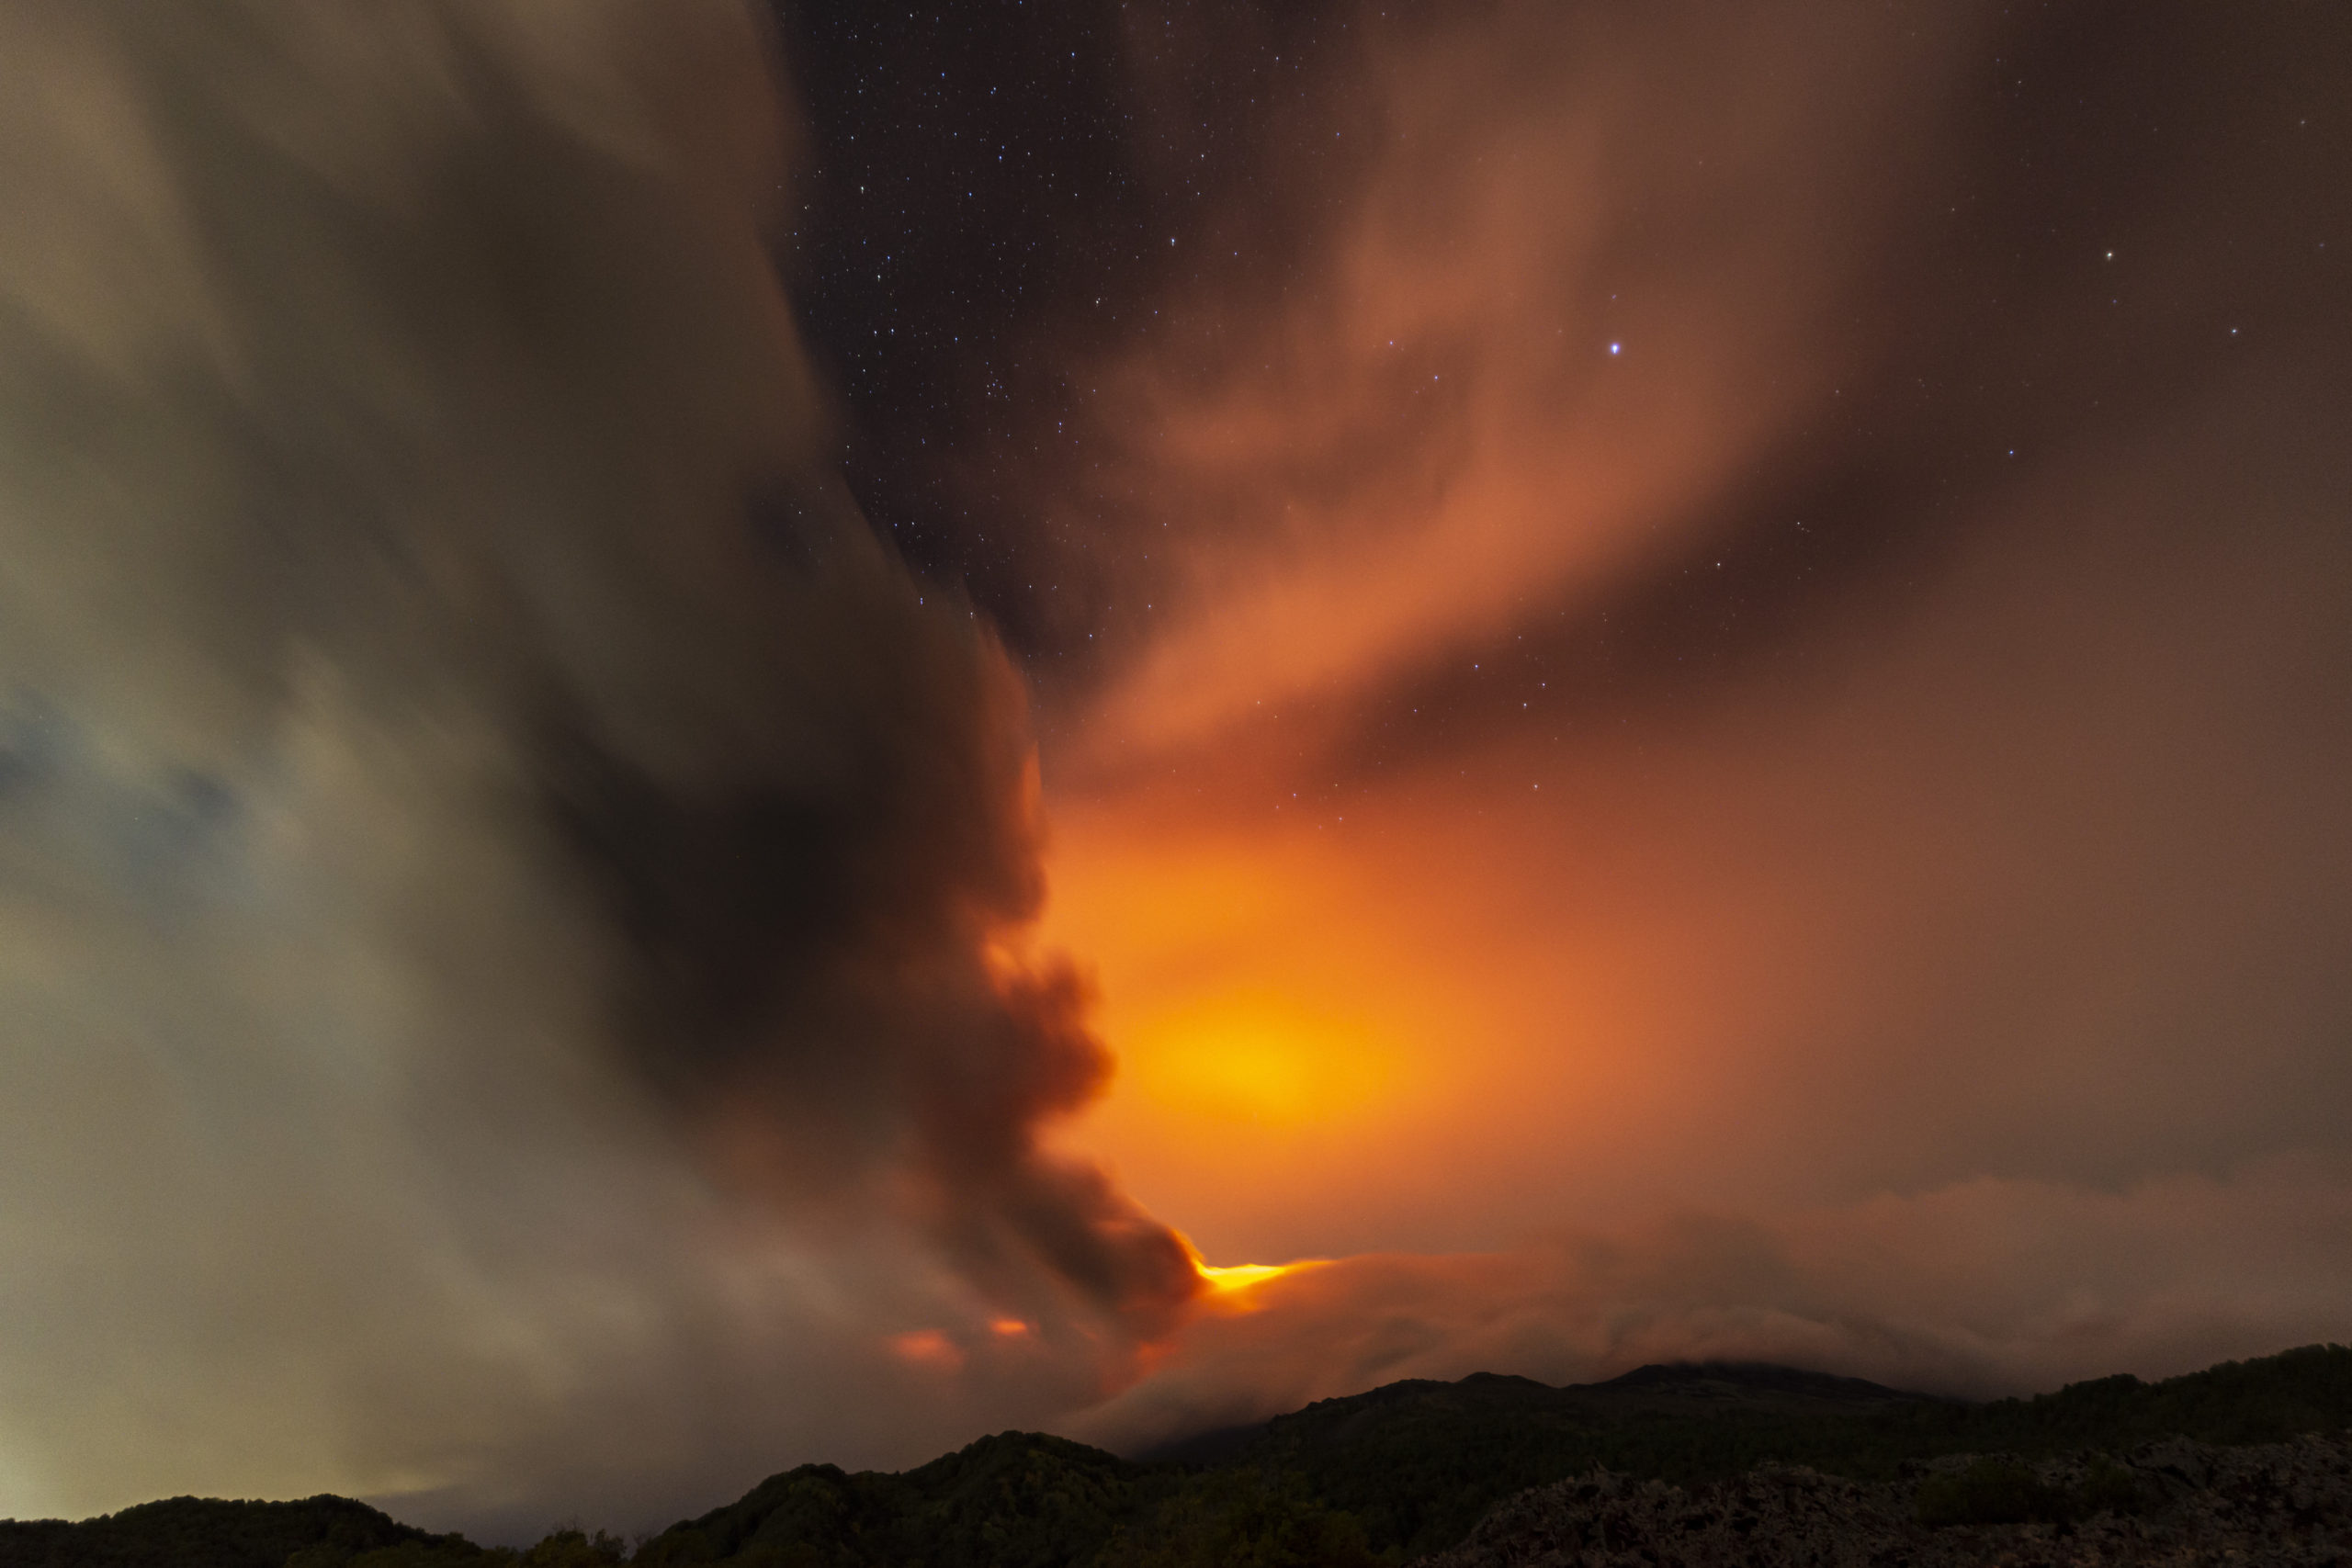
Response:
[0,0,1190,1531]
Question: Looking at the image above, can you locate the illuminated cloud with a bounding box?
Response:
[1027,0,2352,1444]
[1057,1,2001,761]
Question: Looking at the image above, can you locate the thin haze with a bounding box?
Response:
[0,0,2346,1545]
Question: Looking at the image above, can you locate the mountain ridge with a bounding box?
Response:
[1138,1358,1945,1469]
[6,1345,2350,1567]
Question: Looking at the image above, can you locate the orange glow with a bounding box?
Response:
[886,1329,965,1372]
[1013,7,1845,1272]
[989,1317,1034,1337]
[1127,988,1403,1126]
[1038,825,1442,1133]
[1035,747,1819,1265]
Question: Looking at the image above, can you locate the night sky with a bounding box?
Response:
[779,1,1337,660]
[0,0,2347,1544]
[784,1,2342,700]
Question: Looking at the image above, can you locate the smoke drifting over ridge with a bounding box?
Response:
[1073,1152,2352,1457]
[0,0,1189,1531]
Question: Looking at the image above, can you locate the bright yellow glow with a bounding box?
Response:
[1127,989,1403,1126]
[1194,1261,1296,1293]
[1179,1233,1327,1309]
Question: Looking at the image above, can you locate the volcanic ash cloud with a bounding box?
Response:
[0,0,1189,1533]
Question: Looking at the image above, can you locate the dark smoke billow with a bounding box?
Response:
[0,0,1188,1531]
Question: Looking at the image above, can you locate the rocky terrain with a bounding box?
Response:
[1422,1433,2352,1568]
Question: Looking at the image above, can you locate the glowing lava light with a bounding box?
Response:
[1194,1260,1297,1293]
[1179,1233,1328,1309]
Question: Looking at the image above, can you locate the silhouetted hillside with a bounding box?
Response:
[0,1495,441,1568]
[6,1345,2349,1567]
[632,1431,1143,1568]
[1425,1435,2352,1568]
[1176,1360,1950,1554]
[1162,1345,2352,1557]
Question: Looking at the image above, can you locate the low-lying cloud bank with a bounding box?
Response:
[1077,1156,2352,1455]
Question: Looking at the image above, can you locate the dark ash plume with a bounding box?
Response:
[0,0,1191,1529]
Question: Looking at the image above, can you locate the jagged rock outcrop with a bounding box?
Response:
[1419,1433,2352,1567]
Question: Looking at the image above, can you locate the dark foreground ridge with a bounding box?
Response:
[0,1495,452,1568]
[3,1345,2347,1567]
[1426,1435,2352,1568]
